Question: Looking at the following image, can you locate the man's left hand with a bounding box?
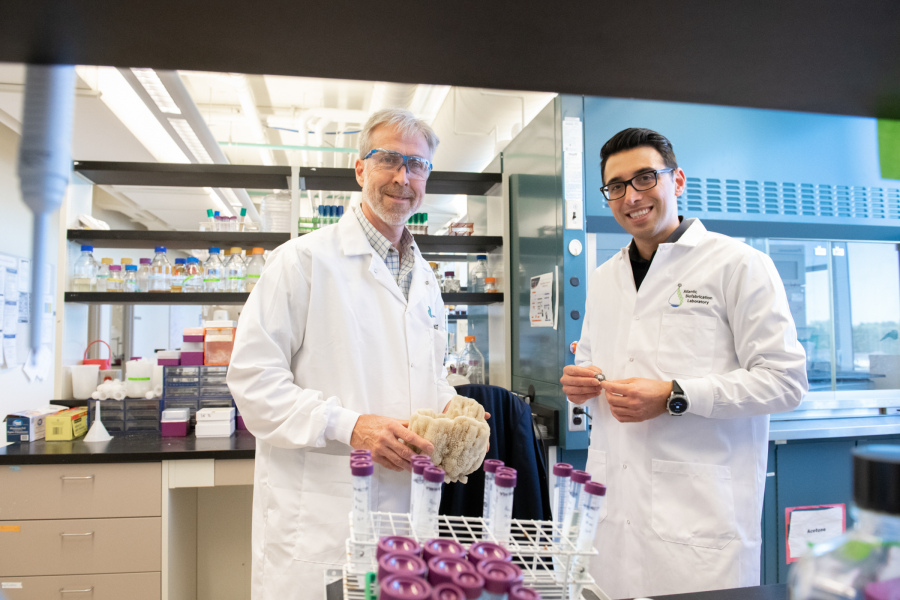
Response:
[600,378,672,423]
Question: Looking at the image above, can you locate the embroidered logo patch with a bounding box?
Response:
[668,283,684,307]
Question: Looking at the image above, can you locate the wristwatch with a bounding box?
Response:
[667,380,690,416]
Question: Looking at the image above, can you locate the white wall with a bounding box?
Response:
[0,121,59,434]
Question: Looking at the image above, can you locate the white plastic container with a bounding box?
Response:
[124,358,153,398]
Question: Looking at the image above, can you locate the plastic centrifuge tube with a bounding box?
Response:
[491,469,517,545]
[413,466,445,540]
[481,459,504,536]
[351,449,371,461]
[476,560,523,600]
[569,481,607,594]
[410,457,431,517]
[450,570,486,600]
[350,459,374,541]
[564,470,591,545]
[552,463,573,543]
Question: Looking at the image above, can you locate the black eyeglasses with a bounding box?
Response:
[600,168,675,201]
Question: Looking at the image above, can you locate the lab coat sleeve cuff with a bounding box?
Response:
[680,378,715,418]
[326,405,362,446]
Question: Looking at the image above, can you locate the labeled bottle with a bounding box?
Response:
[470,255,489,293]
[459,336,485,384]
[224,247,246,292]
[97,257,113,292]
[170,258,186,292]
[244,247,266,292]
[106,265,124,292]
[790,445,900,600]
[72,245,98,292]
[149,246,171,292]
[484,277,498,293]
[442,271,460,294]
[203,247,225,292]
[137,258,152,292]
[312,205,321,230]
[123,264,138,292]
[183,257,203,292]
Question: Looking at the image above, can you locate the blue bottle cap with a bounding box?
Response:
[81,245,93,252]
[125,264,137,271]
[187,257,200,263]
[477,255,487,260]
[209,247,220,254]
[174,258,185,264]
[155,246,166,253]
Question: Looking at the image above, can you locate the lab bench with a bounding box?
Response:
[0,431,257,600]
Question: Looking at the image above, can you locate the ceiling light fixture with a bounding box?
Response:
[131,68,181,115]
[229,74,275,166]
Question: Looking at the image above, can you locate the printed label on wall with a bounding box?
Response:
[785,504,846,563]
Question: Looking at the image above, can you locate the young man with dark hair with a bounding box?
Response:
[561,127,808,598]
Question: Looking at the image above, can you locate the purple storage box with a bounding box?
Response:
[161,420,188,437]
[183,334,204,343]
[236,415,246,430]
[158,358,180,366]
[180,351,205,366]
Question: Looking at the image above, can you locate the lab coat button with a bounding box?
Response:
[629,357,635,362]
[627,520,631,525]
[623,464,627,469]
[633,315,639,320]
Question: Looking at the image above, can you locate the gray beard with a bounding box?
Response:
[363,190,415,226]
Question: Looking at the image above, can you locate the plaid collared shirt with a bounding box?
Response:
[352,204,417,300]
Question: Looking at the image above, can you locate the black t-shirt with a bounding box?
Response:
[629,217,696,291]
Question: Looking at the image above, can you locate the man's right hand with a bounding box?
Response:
[350,414,435,472]
[561,364,604,404]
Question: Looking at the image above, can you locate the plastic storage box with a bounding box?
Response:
[161,407,190,437]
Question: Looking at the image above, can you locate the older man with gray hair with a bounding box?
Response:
[228,108,456,599]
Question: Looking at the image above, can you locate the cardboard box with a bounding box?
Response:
[5,406,66,443]
[45,407,89,441]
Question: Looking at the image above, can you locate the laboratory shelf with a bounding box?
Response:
[67,229,290,251]
[63,291,503,305]
[73,161,502,196]
[64,292,250,305]
[67,229,503,255]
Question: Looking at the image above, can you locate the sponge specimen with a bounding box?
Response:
[409,395,490,483]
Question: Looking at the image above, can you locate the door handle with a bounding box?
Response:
[59,587,94,594]
[60,532,94,537]
[60,475,95,481]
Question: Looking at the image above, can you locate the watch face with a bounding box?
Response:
[669,397,688,414]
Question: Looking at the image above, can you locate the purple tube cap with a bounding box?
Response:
[571,470,591,484]
[423,538,467,563]
[495,471,516,488]
[351,449,372,458]
[449,570,486,600]
[139,258,152,264]
[467,542,511,567]
[552,462,573,477]
[412,460,430,475]
[427,556,474,586]
[476,560,523,595]
[378,553,428,582]
[430,582,466,600]
[423,466,445,484]
[411,453,430,463]
[351,461,373,476]
[377,536,422,559]
[379,575,433,600]
[509,583,542,600]
[483,459,504,474]
[584,481,607,496]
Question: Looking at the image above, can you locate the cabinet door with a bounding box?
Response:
[0,517,161,576]
[0,463,161,520]
[0,572,160,600]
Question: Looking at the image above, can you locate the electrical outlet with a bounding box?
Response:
[567,402,587,432]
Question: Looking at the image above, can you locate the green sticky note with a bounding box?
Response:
[878,119,900,180]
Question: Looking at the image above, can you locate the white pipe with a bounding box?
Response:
[17,64,76,360]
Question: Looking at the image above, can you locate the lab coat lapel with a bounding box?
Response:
[338,209,407,305]
[405,255,432,311]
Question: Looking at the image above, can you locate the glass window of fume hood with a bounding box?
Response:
[587,233,900,394]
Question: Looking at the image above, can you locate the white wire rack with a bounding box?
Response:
[343,511,602,600]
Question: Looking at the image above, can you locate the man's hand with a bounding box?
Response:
[350,414,434,472]
[601,378,671,423]
[561,364,604,404]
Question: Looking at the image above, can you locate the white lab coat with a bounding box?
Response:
[575,220,807,599]
[227,211,456,600]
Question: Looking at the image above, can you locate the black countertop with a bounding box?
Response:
[0,430,256,464]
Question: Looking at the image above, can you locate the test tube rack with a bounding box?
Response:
[343,511,607,600]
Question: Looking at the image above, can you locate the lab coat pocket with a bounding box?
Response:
[292,452,354,565]
[585,448,608,525]
[431,325,448,383]
[651,459,736,549]
[656,313,717,377]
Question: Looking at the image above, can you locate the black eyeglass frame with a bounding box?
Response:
[600,168,675,201]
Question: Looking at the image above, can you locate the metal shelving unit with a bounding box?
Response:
[64,292,502,306]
